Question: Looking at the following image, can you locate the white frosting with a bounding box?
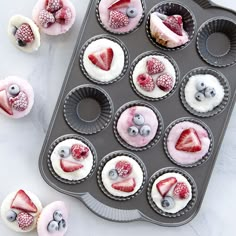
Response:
[51,139,94,181]
[184,74,225,113]
[151,173,192,214]
[101,156,144,197]
[0,190,42,232]
[83,38,125,82]
[132,55,176,98]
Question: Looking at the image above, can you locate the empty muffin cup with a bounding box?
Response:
[197,17,236,67]
[64,85,113,134]
[146,1,196,51]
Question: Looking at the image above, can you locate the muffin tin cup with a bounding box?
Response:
[47,134,97,185]
[147,167,198,218]
[79,34,129,85]
[64,84,113,134]
[145,1,196,51]
[95,0,146,35]
[163,117,214,168]
[129,51,180,101]
[113,101,164,151]
[180,67,231,118]
[97,150,147,201]
[197,17,236,67]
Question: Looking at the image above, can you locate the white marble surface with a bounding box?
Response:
[0,0,235,235]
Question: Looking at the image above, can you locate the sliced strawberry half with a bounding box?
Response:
[156,177,177,197]
[112,178,136,192]
[0,90,13,115]
[88,48,114,71]
[11,190,38,213]
[175,128,202,152]
[163,15,183,36]
[60,159,83,172]
[108,0,131,10]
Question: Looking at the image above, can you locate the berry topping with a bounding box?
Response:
[161,196,175,210]
[53,210,63,222]
[156,74,173,92]
[173,182,190,199]
[47,220,59,232]
[0,90,13,115]
[195,92,205,102]
[196,81,206,91]
[128,126,139,137]
[111,178,136,192]
[39,10,55,28]
[9,91,28,112]
[11,190,38,213]
[46,0,63,13]
[55,7,72,24]
[71,144,89,160]
[6,210,17,222]
[108,169,119,180]
[139,125,151,137]
[58,219,67,231]
[17,212,34,230]
[175,128,202,152]
[115,160,132,178]
[12,26,18,36]
[15,23,35,46]
[60,159,83,172]
[137,73,155,92]
[8,84,20,97]
[156,177,177,197]
[58,146,70,158]
[108,0,131,10]
[88,48,114,71]
[163,15,183,36]
[133,114,145,126]
[126,7,138,18]
[109,10,129,29]
[146,57,165,75]
[204,87,216,98]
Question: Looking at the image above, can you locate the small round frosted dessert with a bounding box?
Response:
[98,0,144,34]
[82,37,125,83]
[151,173,192,214]
[8,15,40,53]
[166,121,211,166]
[1,189,42,233]
[32,0,76,35]
[132,54,177,99]
[50,138,94,181]
[37,201,68,236]
[101,155,144,198]
[184,74,225,113]
[0,76,34,119]
[149,12,189,48]
[116,105,159,148]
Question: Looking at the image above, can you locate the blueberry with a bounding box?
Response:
[58,219,67,231]
[128,126,139,137]
[133,114,145,126]
[139,125,151,137]
[195,92,205,102]
[108,169,118,180]
[17,39,26,47]
[53,210,63,222]
[161,196,175,210]
[126,7,138,18]
[204,87,216,98]
[47,220,59,232]
[6,210,17,222]
[58,146,70,158]
[12,26,18,35]
[8,84,20,96]
[196,81,206,91]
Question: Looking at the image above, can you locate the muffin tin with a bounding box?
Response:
[39,0,236,226]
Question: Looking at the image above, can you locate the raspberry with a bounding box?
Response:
[137,73,155,92]
[156,74,173,92]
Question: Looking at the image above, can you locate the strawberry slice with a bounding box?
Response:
[156,177,177,197]
[11,190,38,213]
[60,159,83,172]
[112,178,136,192]
[108,0,131,10]
[88,48,114,71]
[175,128,202,152]
[163,15,183,36]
